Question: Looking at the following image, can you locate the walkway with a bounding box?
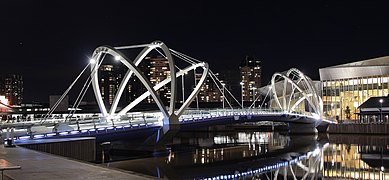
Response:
[0,145,152,180]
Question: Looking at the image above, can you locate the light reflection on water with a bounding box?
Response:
[323,143,389,179]
[107,131,389,179]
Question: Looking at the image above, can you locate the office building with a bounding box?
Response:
[99,64,124,105]
[0,74,23,105]
[147,56,171,104]
[319,56,389,121]
[127,60,149,103]
[239,56,262,102]
[98,56,173,107]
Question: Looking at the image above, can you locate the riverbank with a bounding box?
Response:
[328,123,389,134]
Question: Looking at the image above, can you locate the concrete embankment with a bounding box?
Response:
[328,124,389,134]
[328,134,389,146]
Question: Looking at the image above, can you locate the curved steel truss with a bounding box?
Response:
[90,41,209,124]
[271,68,323,118]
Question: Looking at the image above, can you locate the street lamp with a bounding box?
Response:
[221,83,226,109]
[380,99,383,123]
[252,87,257,108]
[89,58,96,64]
[182,73,185,103]
[381,146,385,172]
[240,82,244,108]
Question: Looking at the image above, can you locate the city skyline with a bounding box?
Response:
[1,1,388,102]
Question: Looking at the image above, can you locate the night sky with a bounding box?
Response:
[1,1,389,103]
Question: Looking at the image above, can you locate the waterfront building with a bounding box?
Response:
[0,74,23,105]
[319,56,389,121]
[239,56,262,103]
[358,96,389,123]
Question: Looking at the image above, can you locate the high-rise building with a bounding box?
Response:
[99,64,123,106]
[239,56,262,102]
[0,74,23,105]
[98,56,173,107]
[147,56,171,104]
[196,73,222,102]
[127,60,149,103]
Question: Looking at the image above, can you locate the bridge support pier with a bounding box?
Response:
[5,127,15,140]
[5,127,15,147]
[288,123,317,134]
[140,114,181,152]
[316,122,330,133]
[162,114,179,133]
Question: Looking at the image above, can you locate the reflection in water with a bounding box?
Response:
[323,143,389,179]
[108,129,326,179]
[106,129,389,179]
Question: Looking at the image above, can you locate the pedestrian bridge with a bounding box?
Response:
[3,108,334,141]
[1,41,336,142]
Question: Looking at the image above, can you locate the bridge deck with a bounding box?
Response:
[1,109,336,141]
[0,145,152,180]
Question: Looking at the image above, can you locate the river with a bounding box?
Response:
[102,125,389,179]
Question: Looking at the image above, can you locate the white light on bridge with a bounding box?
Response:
[70,131,80,134]
[114,56,121,61]
[59,132,69,135]
[81,130,88,133]
[90,58,96,64]
[46,133,56,137]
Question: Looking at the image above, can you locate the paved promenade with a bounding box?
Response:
[0,145,153,180]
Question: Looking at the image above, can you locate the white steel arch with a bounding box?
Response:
[270,68,323,118]
[117,62,209,117]
[90,41,209,124]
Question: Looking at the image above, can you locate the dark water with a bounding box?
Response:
[103,126,389,179]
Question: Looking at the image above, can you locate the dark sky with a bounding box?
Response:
[1,1,389,103]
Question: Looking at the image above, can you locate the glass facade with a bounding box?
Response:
[322,75,389,121]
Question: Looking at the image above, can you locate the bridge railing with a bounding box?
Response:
[1,107,322,130]
[178,108,311,120]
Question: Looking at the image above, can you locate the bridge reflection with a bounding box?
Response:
[108,132,389,179]
[108,130,327,179]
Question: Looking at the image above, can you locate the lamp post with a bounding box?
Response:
[379,99,383,123]
[240,82,244,108]
[252,87,257,108]
[221,83,226,109]
[182,73,185,103]
[381,146,385,172]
